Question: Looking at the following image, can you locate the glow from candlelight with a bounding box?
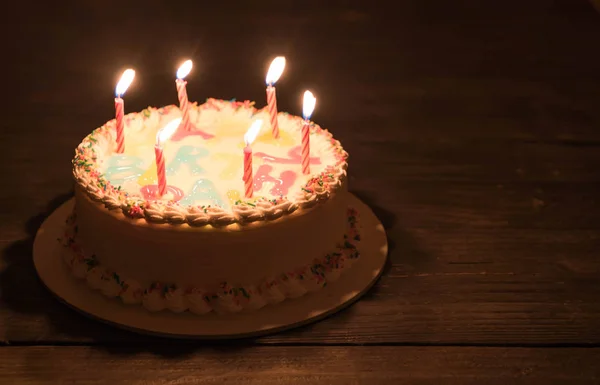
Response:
[265,56,286,85]
[244,119,263,146]
[156,118,182,147]
[176,60,193,79]
[302,90,316,119]
[115,69,135,97]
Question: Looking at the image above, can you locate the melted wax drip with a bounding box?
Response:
[254,146,321,165]
[179,179,225,207]
[140,185,185,202]
[167,145,210,176]
[104,155,145,185]
[254,165,297,196]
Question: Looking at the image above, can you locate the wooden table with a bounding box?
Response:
[2,0,600,383]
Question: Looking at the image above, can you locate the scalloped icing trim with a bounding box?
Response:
[58,207,361,315]
[72,99,349,227]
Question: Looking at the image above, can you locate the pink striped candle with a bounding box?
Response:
[176,60,193,132]
[266,86,279,138]
[243,146,253,198]
[265,57,286,139]
[114,69,135,154]
[154,145,167,196]
[243,120,264,199]
[114,98,125,153]
[301,91,316,175]
[155,118,182,197]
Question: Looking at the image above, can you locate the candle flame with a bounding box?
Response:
[265,56,286,85]
[244,119,263,146]
[156,118,182,147]
[115,69,135,97]
[302,90,316,119]
[176,60,193,79]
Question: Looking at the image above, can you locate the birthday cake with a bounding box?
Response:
[61,99,361,314]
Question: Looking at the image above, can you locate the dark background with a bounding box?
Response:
[1,0,600,383]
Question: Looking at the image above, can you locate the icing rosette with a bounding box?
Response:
[186,206,211,227]
[242,285,267,311]
[71,257,90,279]
[258,279,286,305]
[99,271,122,298]
[232,204,265,224]
[143,283,167,312]
[299,264,327,292]
[164,285,187,313]
[61,244,77,266]
[321,252,345,283]
[119,280,144,305]
[212,283,244,314]
[341,241,360,267]
[58,205,362,315]
[86,266,105,290]
[163,205,187,224]
[185,288,212,315]
[278,272,308,298]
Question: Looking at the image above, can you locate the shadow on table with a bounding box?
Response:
[0,192,259,357]
[348,189,435,300]
[0,189,427,357]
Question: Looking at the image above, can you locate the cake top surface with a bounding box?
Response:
[73,99,348,227]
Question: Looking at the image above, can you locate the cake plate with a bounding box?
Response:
[33,194,388,339]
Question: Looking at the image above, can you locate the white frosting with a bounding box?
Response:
[71,258,89,279]
[185,289,212,315]
[142,289,167,312]
[279,274,308,298]
[57,208,361,315]
[119,280,143,305]
[86,267,105,290]
[100,276,122,298]
[164,287,187,313]
[258,280,286,305]
[72,99,348,227]
[65,99,357,316]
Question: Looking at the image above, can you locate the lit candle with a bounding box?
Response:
[265,57,286,139]
[114,69,135,154]
[301,91,316,175]
[243,119,263,198]
[155,118,182,196]
[176,59,193,131]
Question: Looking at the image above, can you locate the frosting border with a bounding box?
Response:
[72,98,349,226]
[59,207,361,314]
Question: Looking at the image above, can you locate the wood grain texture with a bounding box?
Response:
[1,346,599,385]
[0,0,599,379]
[2,222,600,344]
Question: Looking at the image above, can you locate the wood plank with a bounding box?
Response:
[4,1,600,140]
[0,346,598,384]
[354,183,600,230]
[2,221,600,344]
[2,180,600,254]
[2,0,600,348]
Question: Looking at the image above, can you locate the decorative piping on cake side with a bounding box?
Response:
[72,99,349,227]
[58,208,361,315]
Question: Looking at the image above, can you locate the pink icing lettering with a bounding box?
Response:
[170,125,214,141]
[254,145,321,165]
[140,185,185,202]
[254,165,297,196]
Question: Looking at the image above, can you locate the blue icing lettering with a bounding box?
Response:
[104,155,145,185]
[180,179,225,208]
[167,145,209,176]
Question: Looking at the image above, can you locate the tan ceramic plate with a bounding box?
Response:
[33,194,388,339]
